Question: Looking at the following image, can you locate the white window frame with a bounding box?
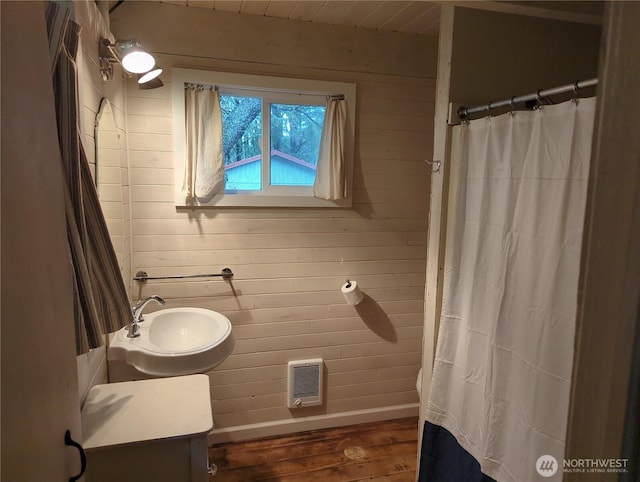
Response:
[172,68,356,208]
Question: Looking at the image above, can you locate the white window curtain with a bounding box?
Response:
[183,85,224,201]
[314,97,347,200]
[424,98,596,481]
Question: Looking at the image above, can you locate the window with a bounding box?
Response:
[172,69,356,207]
[220,93,325,192]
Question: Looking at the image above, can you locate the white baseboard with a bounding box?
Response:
[207,403,419,444]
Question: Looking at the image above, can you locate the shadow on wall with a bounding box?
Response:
[355,295,397,343]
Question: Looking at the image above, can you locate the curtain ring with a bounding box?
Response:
[533,90,545,110]
[572,81,580,103]
[486,102,493,118]
[509,96,517,116]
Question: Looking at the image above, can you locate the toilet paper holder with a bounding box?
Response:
[341,279,364,305]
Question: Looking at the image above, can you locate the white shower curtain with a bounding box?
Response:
[424,98,596,482]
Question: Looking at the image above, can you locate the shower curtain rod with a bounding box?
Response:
[457,77,598,120]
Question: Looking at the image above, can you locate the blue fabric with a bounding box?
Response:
[419,421,496,482]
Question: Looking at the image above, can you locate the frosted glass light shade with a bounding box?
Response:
[121,50,155,74]
[138,67,163,84]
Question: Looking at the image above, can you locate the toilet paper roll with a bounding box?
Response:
[341,280,364,305]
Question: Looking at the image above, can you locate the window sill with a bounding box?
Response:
[175,192,352,208]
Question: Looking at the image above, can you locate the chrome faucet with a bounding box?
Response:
[128,295,166,338]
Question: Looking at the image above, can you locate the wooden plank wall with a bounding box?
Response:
[112,2,437,432]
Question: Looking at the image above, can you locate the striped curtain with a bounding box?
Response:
[46,2,131,354]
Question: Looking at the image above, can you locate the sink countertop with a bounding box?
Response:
[81,374,212,450]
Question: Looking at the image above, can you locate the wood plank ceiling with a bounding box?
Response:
[156,1,442,36]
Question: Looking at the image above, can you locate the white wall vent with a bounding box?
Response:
[287,359,323,408]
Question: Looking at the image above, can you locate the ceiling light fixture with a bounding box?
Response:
[99,38,164,89]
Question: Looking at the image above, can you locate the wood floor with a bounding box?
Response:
[208,417,419,481]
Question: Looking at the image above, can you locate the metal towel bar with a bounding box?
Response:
[134,268,233,282]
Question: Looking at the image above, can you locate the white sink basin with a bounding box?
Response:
[108,308,234,377]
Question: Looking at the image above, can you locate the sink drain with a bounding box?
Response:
[344,446,367,461]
